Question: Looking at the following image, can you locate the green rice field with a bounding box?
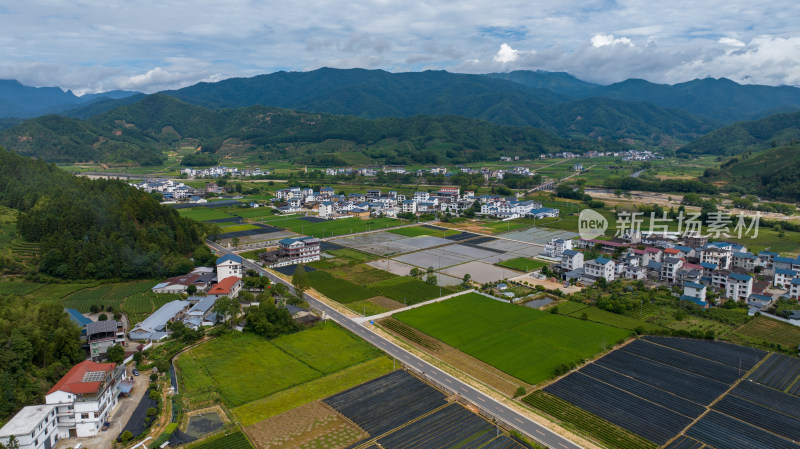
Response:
[395,293,631,384]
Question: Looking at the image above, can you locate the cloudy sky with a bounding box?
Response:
[2,0,800,94]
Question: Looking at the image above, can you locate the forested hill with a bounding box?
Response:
[0,94,626,166]
[582,77,800,123]
[0,147,204,278]
[703,144,800,201]
[678,110,800,156]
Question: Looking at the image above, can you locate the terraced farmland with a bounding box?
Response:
[61,280,156,313]
[0,281,44,296]
[529,337,799,449]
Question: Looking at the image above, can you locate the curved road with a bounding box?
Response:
[208,240,583,449]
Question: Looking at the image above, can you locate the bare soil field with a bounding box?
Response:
[244,401,366,449]
[378,317,529,396]
[368,296,405,310]
[510,274,583,294]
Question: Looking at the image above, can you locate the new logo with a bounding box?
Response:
[578,209,608,240]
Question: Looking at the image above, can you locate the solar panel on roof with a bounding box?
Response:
[82,371,106,382]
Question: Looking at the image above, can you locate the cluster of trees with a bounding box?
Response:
[604,176,717,195]
[0,296,84,423]
[0,147,206,278]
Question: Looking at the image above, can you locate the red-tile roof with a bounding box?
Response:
[664,248,681,254]
[209,277,241,295]
[645,247,662,253]
[47,360,115,395]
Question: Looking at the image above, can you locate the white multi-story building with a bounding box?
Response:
[401,200,417,214]
[0,404,60,449]
[318,201,334,218]
[216,254,243,279]
[561,250,584,271]
[584,257,615,282]
[774,269,798,288]
[260,237,321,268]
[732,252,758,271]
[544,238,573,259]
[726,273,753,301]
[683,282,707,302]
[790,278,800,300]
[700,247,732,270]
[46,360,125,438]
[660,257,684,283]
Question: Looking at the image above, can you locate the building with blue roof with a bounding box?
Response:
[679,295,708,308]
[65,308,92,333]
[726,272,753,301]
[774,269,798,288]
[129,300,190,341]
[217,253,243,280]
[584,257,615,281]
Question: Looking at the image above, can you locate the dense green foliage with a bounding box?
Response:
[680,110,800,155]
[705,144,800,201]
[585,77,800,123]
[0,94,626,165]
[0,296,84,423]
[0,147,203,278]
[0,114,164,165]
[604,175,718,194]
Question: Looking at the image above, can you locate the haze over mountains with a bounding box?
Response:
[2,68,800,165]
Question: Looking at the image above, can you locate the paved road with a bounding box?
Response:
[208,240,583,449]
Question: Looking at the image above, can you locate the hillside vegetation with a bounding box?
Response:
[0,94,625,166]
[704,144,800,201]
[0,146,204,278]
[679,110,800,156]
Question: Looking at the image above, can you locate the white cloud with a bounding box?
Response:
[0,0,800,91]
[719,37,746,47]
[493,43,520,63]
[591,34,634,48]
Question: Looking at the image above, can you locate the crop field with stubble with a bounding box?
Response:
[394,292,630,384]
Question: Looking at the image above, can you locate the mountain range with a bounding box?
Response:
[0,79,139,119]
[2,68,800,166]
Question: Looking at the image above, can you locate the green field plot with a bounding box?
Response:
[178,208,236,221]
[233,357,394,426]
[551,301,589,315]
[306,271,377,303]
[178,324,382,409]
[270,216,399,238]
[184,430,254,449]
[61,284,116,312]
[218,224,260,233]
[482,218,539,233]
[496,257,548,272]
[387,226,460,238]
[270,324,381,374]
[734,316,800,349]
[123,292,181,317]
[566,306,666,333]
[523,391,657,449]
[367,276,449,304]
[61,280,157,313]
[231,208,279,219]
[179,333,321,407]
[323,262,397,286]
[25,283,98,302]
[326,248,377,263]
[0,281,45,296]
[395,293,630,384]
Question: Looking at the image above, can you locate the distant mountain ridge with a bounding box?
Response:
[0,79,139,118]
[581,77,800,122]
